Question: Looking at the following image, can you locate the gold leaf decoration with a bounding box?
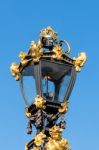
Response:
[59,139,69,150]
[49,125,63,141]
[25,107,31,118]
[10,63,20,80]
[73,52,87,72]
[45,138,59,150]
[39,26,58,40]
[34,95,46,109]
[29,41,43,62]
[52,46,63,60]
[19,52,31,66]
[45,138,70,150]
[58,102,68,113]
[33,132,46,146]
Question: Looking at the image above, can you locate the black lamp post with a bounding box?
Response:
[10,27,87,150]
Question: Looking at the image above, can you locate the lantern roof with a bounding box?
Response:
[10,26,87,81]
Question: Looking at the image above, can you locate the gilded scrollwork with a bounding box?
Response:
[34,95,46,109]
[19,52,32,66]
[28,41,43,62]
[59,139,70,150]
[49,125,63,141]
[73,52,87,72]
[33,132,46,146]
[45,138,59,150]
[45,137,70,150]
[39,26,58,40]
[10,63,20,80]
[58,102,68,113]
[52,45,63,60]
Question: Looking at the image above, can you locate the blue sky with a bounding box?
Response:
[0,0,99,149]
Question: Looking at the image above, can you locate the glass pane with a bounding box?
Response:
[41,60,72,102]
[55,75,71,102]
[20,63,41,106]
[42,77,55,101]
[21,76,36,105]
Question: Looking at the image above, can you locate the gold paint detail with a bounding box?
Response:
[58,102,68,113]
[39,26,58,40]
[49,125,63,141]
[25,144,28,150]
[58,139,70,150]
[25,107,31,118]
[19,52,31,66]
[73,52,87,72]
[10,63,20,80]
[32,147,40,150]
[33,132,46,146]
[52,46,63,60]
[45,137,70,150]
[34,95,46,109]
[45,138,59,150]
[28,41,43,62]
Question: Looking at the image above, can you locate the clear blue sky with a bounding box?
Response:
[0,0,98,149]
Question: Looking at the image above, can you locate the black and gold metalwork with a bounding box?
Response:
[10,27,87,150]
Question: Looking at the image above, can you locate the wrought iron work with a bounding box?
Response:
[10,26,87,150]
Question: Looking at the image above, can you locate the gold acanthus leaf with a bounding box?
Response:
[10,63,20,80]
[59,139,69,150]
[19,52,31,67]
[33,132,46,146]
[58,102,68,113]
[39,26,58,40]
[34,95,46,109]
[45,138,59,150]
[73,52,87,72]
[49,125,63,141]
[52,46,63,60]
[45,138,70,150]
[29,41,43,62]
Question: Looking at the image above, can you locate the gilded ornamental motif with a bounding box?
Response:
[58,102,68,113]
[34,95,46,109]
[33,132,46,146]
[73,52,87,72]
[10,27,87,81]
[10,27,87,150]
[49,125,63,141]
[10,63,20,80]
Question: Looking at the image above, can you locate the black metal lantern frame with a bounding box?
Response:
[10,26,87,150]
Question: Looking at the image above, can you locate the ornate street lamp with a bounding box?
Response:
[10,27,87,150]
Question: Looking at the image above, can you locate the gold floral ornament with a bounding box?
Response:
[34,95,46,109]
[58,102,68,113]
[52,46,63,60]
[10,63,20,80]
[73,52,87,72]
[59,139,69,150]
[45,137,59,150]
[45,138,70,150]
[19,40,43,65]
[49,125,63,141]
[19,51,31,67]
[33,132,46,146]
[39,26,58,40]
[28,41,43,62]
